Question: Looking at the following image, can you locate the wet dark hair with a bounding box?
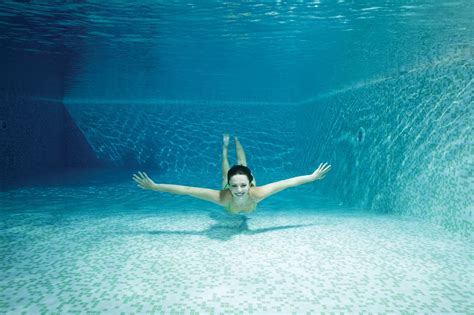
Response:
[227,165,254,186]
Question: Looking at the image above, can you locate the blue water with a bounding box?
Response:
[1,0,472,102]
[1,0,473,313]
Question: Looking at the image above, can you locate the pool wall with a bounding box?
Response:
[0,50,64,189]
[2,47,472,238]
[64,102,297,181]
[0,49,101,190]
[296,53,473,236]
[2,49,471,237]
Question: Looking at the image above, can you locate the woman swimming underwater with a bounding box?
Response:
[132,134,331,215]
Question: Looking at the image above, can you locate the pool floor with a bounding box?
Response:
[1,177,473,314]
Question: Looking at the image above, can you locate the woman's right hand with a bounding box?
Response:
[132,172,156,190]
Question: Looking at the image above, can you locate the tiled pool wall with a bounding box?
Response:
[296,55,473,236]
[64,102,297,178]
[2,50,472,237]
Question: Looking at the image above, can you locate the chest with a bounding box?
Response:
[226,194,256,214]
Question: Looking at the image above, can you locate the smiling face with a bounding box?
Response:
[228,174,251,198]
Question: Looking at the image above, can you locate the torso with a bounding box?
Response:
[223,189,257,214]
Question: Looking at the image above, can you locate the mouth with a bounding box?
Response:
[234,192,245,197]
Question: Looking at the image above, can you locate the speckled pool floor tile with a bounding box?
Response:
[1,206,472,314]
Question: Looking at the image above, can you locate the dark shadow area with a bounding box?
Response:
[63,108,103,168]
[0,17,96,190]
[0,101,104,191]
[136,214,314,241]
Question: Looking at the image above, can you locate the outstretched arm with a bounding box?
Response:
[132,172,225,206]
[252,163,331,202]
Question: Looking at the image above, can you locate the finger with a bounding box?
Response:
[133,181,143,187]
[132,175,142,182]
[321,167,331,175]
[318,170,327,176]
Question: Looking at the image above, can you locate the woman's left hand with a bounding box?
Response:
[311,163,331,180]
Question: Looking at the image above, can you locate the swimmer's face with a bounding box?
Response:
[228,174,250,198]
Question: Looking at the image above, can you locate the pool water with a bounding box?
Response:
[1,0,472,313]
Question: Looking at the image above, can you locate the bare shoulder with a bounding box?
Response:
[219,189,232,203]
[249,186,265,202]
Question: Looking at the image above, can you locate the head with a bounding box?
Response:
[227,165,254,198]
